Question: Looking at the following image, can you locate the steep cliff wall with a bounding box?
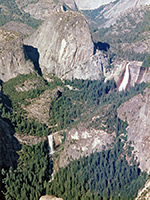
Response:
[0,29,34,82]
[117,88,150,172]
[0,118,21,168]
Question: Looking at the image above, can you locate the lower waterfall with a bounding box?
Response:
[48,135,54,155]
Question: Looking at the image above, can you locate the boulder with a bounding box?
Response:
[39,195,63,200]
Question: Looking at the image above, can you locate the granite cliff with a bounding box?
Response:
[25,9,107,80]
[0,29,34,82]
[118,88,150,173]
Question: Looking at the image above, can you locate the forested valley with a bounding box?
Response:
[0,72,149,200]
[1,1,150,199]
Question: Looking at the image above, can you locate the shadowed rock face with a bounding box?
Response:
[23,45,42,75]
[64,0,78,10]
[117,88,150,173]
[0,118,21,168]
[25,10,103,80]
[0,117,22,199]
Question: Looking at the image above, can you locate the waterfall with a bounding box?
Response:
[48,135,54,155]
[119,63,130,91]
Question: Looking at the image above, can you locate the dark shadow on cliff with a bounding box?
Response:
[0,94,22,200]
[94,41,110,54]
[23,45,42,76]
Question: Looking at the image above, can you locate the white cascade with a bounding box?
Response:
[119,63,130,91]
[48,135,54,155]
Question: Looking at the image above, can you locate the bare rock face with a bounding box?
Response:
[25,10,104,80]
[75,0,116,10]
[117,88,150,172]
[75,0,150,11]
[0,29,34,82]
[39,195,63,200]
[58,125,114,168]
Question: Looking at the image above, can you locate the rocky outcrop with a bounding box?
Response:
[23,87,64,125]
[2,21,34,35]
[23,0,77,20]
[135,180,150,200]
[64,0,78,10]
[24,10,107,80]
[0,29,34,82]
[39,195,63,200]
[57,125,114,168]
[117,88,150,172]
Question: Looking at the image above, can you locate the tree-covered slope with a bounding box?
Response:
[47,141,146,200]
[1,72,150,200]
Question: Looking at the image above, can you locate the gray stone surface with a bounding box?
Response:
[75,0,116,10]
[25,10,106,80]
[117,88,150,173]
[58,125,114,168]
[0,29,34,82]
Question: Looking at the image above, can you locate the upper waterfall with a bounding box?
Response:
[119,63,130,91]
